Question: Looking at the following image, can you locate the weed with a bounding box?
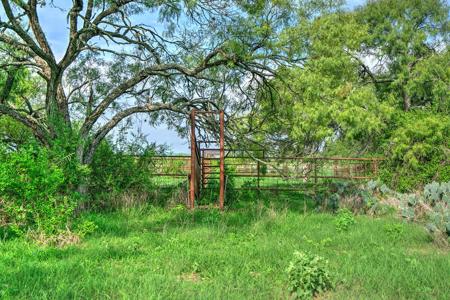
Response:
[287,251,334,299]
[75,220,98,238]
[383,223,404,241]
[335,208,356,232]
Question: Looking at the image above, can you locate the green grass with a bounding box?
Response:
[1,197,449,299]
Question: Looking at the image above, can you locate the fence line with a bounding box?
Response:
[145,155,383,192]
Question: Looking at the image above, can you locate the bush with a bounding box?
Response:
[0,143,81,237]
[335,208,356,232]
[287,251,334,299]
[88,141,159,209]
[381,111,449,192]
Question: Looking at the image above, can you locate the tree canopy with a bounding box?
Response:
[238,0,449,189]
[0,0,312,163]
[1,0,449,190]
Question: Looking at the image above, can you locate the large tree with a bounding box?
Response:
[247,0,449,189]
[249,0,448,152]
[0,0,306,165]
[357,0,449,112]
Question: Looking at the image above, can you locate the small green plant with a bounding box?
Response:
[380,184,391,195]
[75,220,98,238]
[335,208,356,232]
[383,223,404,240]
[406,194,419,206]
[401,206,416,221]
[287,251,334,299]
[302,235,333,250]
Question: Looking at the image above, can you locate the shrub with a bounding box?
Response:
[224,165,238,206]
[237,179,259,202]
[75,220,98,238]
[88,140,159,209]
[335,208,356,232]
[381,111,449,192]
[0,143,81,238]
[287,251,334,299]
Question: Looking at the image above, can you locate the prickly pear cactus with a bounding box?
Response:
[443,194,450,205]
[441,181,450,204]
[426,202,450,237]
[424,181,442,203]
[380,184,391,195]
[406,194,418,206]
[367,180,379,192]
[402,207,415,221]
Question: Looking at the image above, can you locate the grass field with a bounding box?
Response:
[1,195,449,299]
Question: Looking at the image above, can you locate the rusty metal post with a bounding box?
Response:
[201,149,205,189]
[314,158,318,185]
[313,158,318,207]
[219,110,225,210]
[257,159,260,190]
[190,110,196,209]
[258,150,267,196]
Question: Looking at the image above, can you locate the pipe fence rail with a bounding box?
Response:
[146,154,383,192]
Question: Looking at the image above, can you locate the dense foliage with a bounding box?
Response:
[248,0,449,190]
[381,112,450,191]
[88,140,165,210]
[0,0,448,239]
[0,143,84,237]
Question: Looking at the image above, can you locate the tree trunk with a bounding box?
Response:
[402,89,411,111]
[75,143,90,197]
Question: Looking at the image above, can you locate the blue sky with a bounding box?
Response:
[32,1,193,153]
[5,0,367,154]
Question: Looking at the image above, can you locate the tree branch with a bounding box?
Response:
[0,68,16,103]
[83,102,185,163]
[26,0,55,59]
[80,47,230,137]
[0,103,50,145]
[1,0,55,64]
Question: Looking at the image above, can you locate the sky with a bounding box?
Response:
[2,0,367,154]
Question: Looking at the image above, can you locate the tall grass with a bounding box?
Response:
[1,197,448,299]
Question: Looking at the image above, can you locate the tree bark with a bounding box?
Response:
[403,89,411,111]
